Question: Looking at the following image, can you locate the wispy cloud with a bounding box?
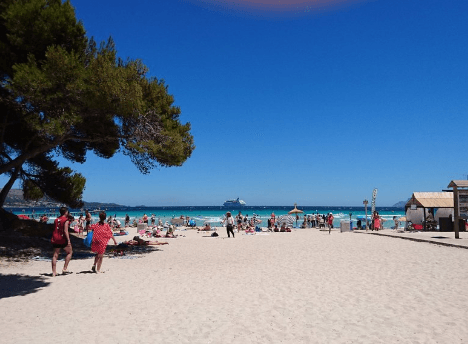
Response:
[185,0,371,17]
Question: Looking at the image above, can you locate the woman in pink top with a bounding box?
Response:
[91,211,117,273]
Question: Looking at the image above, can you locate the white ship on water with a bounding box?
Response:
[223,198,246,208]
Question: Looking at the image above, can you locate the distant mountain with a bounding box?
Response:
[392,200,409,208]
[2,188,126,209]
[83,201,126,209]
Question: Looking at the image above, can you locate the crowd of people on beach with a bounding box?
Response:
[48,208,394,276]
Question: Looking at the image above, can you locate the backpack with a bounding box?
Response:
[51,216,67,244]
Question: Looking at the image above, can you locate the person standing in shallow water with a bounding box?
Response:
[224,212,235,238]
[51,207,72,276]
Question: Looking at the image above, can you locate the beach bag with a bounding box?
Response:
[84,231,94,248]
[211,231,218,237]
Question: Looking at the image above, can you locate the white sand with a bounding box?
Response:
[1,227,468,343]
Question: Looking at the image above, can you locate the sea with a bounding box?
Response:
[6,205,405,229]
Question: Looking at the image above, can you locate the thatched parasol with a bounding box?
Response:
[288,203,304,226]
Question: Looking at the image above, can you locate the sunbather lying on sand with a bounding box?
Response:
[123,239,168,246]
[197,223,211,231]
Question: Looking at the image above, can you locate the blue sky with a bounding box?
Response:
[5,0,468,206]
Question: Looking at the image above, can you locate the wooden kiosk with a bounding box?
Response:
[447,180,468,239]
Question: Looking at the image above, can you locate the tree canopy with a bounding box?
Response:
[0,0,195,208]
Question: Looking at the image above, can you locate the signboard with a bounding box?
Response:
[459,190,468,219]
[371,188,378,213]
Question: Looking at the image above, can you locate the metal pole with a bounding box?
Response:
[363,199,368,231]
[454,186,460,239]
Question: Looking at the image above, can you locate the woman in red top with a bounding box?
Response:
[91,211,117,273]
[373,211,381,231]
[51,207,72,276]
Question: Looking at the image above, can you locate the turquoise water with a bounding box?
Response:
[9,206,404,229]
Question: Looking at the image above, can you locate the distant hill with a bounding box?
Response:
[1,188,126,209]
[392,200,409,208]
[82,201,126,209]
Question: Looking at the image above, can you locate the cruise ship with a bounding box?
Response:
[223,198,246,208]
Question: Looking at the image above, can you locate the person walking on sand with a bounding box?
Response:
[90,211,117,273]
[328,213,334,234]
[51,207,73,276]
[224,212,235,238]
[373,211,380,231]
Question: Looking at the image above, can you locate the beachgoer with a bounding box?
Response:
[199,223,211,231]
[143,214,148,224]
[151,214,156,225]
[78,215,84,236]
[51,207,72,277]
[40,214,48,223]
[393,216,399,230]
[236,212,243,231]
[125,214,130,227]
[224,211,235,238]
[373,211,380,231]
[328,213,334,234]
[90,211,117,273]
[166,226,175,238]
[85,209,92,234]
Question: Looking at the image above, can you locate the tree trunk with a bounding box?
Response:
[0,142,56,175]
[0,168,20,208]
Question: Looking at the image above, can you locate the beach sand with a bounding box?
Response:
[1,227,468,343]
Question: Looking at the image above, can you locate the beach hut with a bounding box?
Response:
[405,192,454,231]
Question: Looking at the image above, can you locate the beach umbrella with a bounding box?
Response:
[288,203,304,226]
[276,215,295,227]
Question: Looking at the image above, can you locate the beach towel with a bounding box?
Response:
[83,231,94,248]
[113,231,129,236]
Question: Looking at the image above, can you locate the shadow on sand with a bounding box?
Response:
[0,273,51,299]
